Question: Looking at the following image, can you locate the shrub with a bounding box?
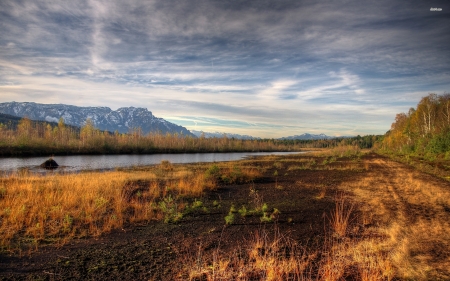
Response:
[205,164,220,181]
[225,205,236,225]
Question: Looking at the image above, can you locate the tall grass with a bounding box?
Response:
[0,161,262,252]
[329,194,354,238]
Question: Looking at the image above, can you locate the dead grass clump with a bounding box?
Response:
[329,194,354,238]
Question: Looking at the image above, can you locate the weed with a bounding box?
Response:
[260,212,272,223]
[260,207,280,223]
[238,205,248,217]
[224,205,236,225]
[191,199,203,209]
[158,195,183,223]
[204,164,220,182]
[212,200,220,208]
[63,214,73,233]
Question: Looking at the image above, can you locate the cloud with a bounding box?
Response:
[1,0,449,137]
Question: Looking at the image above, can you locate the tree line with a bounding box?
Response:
[0,118,303,156]
[278,135,382,149]
[381,93,450,159]
[0,115,383,156]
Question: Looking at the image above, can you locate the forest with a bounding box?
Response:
[381,93,450,160]
[0,114,382,156]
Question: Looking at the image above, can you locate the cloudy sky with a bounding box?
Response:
[1,0,449,138]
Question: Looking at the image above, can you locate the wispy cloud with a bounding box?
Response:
[1,0,449,137]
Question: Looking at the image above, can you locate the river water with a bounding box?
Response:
[0,152,302,173]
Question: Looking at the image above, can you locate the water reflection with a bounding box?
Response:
[0,152,302,173]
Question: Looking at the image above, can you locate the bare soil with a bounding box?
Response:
[1,153,449,280]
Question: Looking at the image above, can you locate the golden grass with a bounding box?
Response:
[181,155,449,280]
[1,170,156,250]
[0,161,263,252]
[329,194,354,238]
[182,195,393,281]
[183,228,312,281]
[338,157,450,280]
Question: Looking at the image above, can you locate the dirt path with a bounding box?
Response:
[344,156,450,280]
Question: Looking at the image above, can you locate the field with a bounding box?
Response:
[1,149,450,280]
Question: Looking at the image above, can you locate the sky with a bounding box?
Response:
[1,0,449,138]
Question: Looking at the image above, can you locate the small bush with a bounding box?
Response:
[238,206,248,217]
[159,195,183,223]
[205,164,220,181]
[225,205,236,225]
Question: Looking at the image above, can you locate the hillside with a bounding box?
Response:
[0,102,194,136]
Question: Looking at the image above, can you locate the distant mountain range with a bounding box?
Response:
[190,130,261,140]
[0,102,349,140]
[191,130,339,140]
[279,133,334,140]
[0,102,194,136]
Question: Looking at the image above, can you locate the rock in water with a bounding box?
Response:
[40,158,59,169]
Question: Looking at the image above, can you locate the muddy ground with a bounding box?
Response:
[1,153,449,280]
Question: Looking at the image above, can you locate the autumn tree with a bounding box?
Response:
[382,93,450,158]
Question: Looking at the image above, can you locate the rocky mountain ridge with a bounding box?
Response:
[0,102,194,136]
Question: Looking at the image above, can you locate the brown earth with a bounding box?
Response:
[1,153,449,280]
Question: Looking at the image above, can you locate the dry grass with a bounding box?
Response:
[338,157,450,280]
[181,194,394,281]
[183,228,313,281]
[0,161,263,252]
[329,194,354,238]
[181,154,449,280]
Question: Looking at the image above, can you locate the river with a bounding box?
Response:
[0,152,303,173]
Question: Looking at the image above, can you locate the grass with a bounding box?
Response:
[0,160,261,252]
[181,151,449,280]
[329,194,354,238]
[182,194,393,281]
[2,151,449,280]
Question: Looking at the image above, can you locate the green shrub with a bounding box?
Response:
[238,206,248,217]
[159,195,183,223]
[225,205,236,225]
[205,164,220,181]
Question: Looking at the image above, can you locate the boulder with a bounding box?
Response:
[40,158,59,169]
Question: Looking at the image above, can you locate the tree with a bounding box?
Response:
[416,94,438,136]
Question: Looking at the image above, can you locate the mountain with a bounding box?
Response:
[0,112,81,131]
[279,133,334,140]
[0,112,22,125]
[190,130,261,140]
[0,102,195,136]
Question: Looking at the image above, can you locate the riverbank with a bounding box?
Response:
[1,150,449,280]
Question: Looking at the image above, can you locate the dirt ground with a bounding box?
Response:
[1,153,449,280]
